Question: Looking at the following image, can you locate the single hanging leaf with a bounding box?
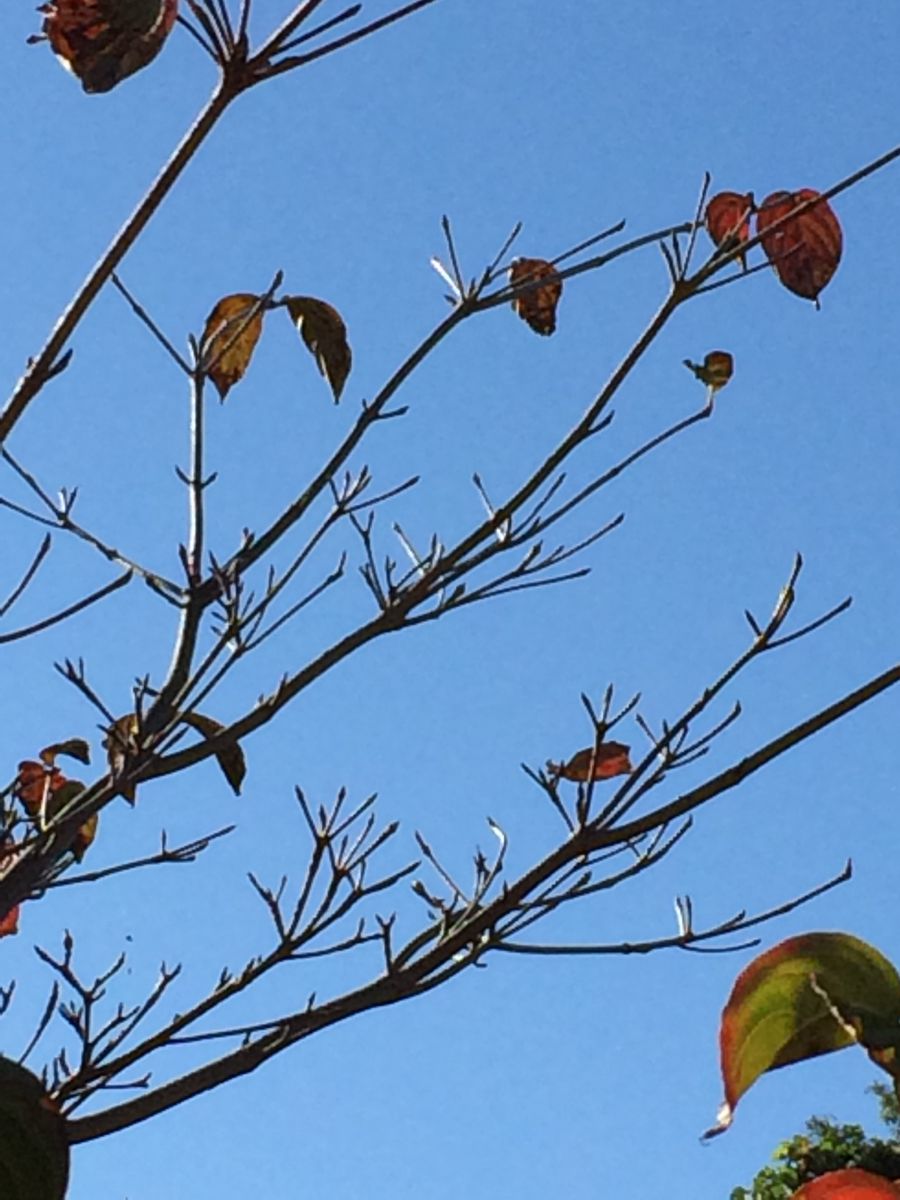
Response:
[103,714,140,804]
[792,1169,900,1198]
[202,294,265,401]
[0,1054,70,1199]
[284,296,352,403]
[547,742,632,782]
[705,191,754,270]
[706,932,900,1139]
[182,712,246,796]
[35,0,178,94]
[683,350,734,391]
[508,257,562,336]
[756,189,843,307]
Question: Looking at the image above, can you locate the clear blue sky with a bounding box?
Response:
[2,3,900,1197]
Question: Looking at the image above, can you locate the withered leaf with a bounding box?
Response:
[705,191,754,271]
[103,714,140,805]
[508,257,562,336]
[183,712,246,796]
[547,742,633,782]
[285,296,352,403]
[756,190,843,307]
[202,293,265,401]
[683,350,734,391]
[15,763,95,860]
[39,738,91,767]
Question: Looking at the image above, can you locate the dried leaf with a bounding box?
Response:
[39,738,91,767]
[36,0,178,94]
[792,1169,900,1198]
[0,1055,70,1197]
[285,296,352,403]
[683,350,734,391]
[14,763,96,861]
[202,293,265,401]
[756,189,843,307]
[103,714,140,804]
[0,843,19,938]
[705,191,754,270]
[547,742,632,782]
[706,932,900,1138]
[182,712,246,796]
[508,257,562,336]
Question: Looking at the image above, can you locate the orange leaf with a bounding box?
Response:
[202,294,265,400]
[547,742,632,782]
[508,258,562,336]
[14,761,96,861]
[756,189,843,307]
[705,191,754,270]
[683,350,734,391]
[792,1169,900,1198]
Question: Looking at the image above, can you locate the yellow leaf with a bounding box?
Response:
[202,293,265,401]
[285,295,352,403]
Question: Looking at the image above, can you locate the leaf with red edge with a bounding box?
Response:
[202,294,265,401]
[14,761,96,861]
[35,0,178,94]
[705,191,754,270]
[508,258,563,336]
[756,189,843,307]
[792,1168,900,1198]
[706,932,900,1139]
[547,742,633,782]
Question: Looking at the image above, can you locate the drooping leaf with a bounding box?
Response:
[182,712,246,796]
[547,742,633,782]
[202,294,265,401]
[683,350,734,391]
[103,714,140,804]
[0,1055,70,1199]
[508,257,562,336]
[0,843,20,939]
[35,0,178,94]
[791,1168,900,1198]
[705,191,754,270]
[284,296,352,403]
[707,932,900,1138]
[39,739,91,768]
[756,189,843,307]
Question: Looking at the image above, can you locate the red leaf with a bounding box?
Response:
[0,842,20,938]
[547,742,633,782]
[508,258,563,336]
[792,1168,900,1198]
[705,191,754,270]
[756,189,843,307]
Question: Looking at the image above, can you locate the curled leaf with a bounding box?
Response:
[285,296,352,403]
[756,189,843,307]
[707,932,900,1138]
[39,738,91,767]
[202,293,265,401]
[0,1055,70,1197]
[103,714,140,804]
[182,712,246,796]
[508,257,562,336]
[547,742,632,782]
[35,0,178,94]
[15,762,95,861]
[705,191,754,270]
[683,350,734,391]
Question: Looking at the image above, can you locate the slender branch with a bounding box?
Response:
[0,572,132,645]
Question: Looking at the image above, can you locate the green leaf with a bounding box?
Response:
[183,713,246,796]
[707,933,900,1138]
[284,296,352,403]
[0,1056,69,1199]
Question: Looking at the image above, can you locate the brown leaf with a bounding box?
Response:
[37,0,177,94]
[39,738,91,767]
[285,296,352,403]
[14,763,95,860]
[103,715,140,804]
[202,293,265,400]
[508,257,562,336]
[182,712,246,796]
[705,192,754,270]
[547,742,632,782]
[683,350,734,391]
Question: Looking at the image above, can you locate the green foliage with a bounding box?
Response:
[731,1089,900,1199]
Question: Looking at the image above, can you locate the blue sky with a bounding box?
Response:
[2,2,900,1197]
